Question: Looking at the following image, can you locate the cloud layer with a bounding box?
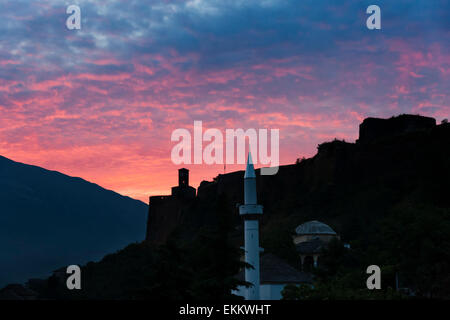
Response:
[0,0,449,201]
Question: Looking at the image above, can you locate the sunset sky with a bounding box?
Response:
[0,0,449,202]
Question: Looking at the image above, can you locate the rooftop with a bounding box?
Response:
[295,238,326,254]
[236,253,312,284]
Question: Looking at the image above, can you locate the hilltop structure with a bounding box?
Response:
[358,114,436,144]
[171,168,196,199]
[146,114,444,246]
[141,113,450,299]
[146,168,196,243]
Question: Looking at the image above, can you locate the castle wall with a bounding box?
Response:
[358,115,436,144]
[146,196,185,244]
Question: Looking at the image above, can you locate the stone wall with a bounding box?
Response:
[358,114,436,144]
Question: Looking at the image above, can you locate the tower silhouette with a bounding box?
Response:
[178,168,189,187]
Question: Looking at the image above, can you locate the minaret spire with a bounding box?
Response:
[244,152,256,178]
[240,152,263,300]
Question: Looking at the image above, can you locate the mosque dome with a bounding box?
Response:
[295,220,337,236]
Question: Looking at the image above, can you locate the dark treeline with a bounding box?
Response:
[30,194,248,300]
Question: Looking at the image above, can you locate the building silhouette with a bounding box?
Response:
[146,168,196,243]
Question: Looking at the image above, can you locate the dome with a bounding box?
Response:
[295,220,336,235]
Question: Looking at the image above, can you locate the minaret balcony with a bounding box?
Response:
[239,204,263,215]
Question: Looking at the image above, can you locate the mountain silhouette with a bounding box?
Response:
[0,155,147,287]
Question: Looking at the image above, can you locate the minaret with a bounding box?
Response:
[239,153,263,300]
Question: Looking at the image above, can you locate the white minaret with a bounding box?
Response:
[239,153,263,300]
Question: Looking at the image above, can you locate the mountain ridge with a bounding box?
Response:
[0,155,148,287]
[0,155,146,205]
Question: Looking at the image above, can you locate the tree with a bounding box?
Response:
[187,193,248,300]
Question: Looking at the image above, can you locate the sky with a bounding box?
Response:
[0,0,449,202]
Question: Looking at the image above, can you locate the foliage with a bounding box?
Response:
[282,238,405,300]
[185,193,249,300]
[260,218,299,267]
[37,194,247,300]
[378,202,450,298]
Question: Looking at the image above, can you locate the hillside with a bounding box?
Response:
[4,114,449,299]
[144,115,450,297]
[0,156,148,287]
[150,115,450,248]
